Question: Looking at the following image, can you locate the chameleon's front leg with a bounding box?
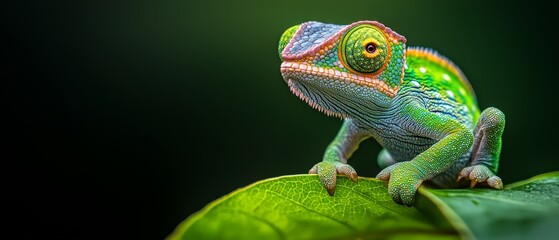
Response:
[376,105,474,206]
[309,118,369,195]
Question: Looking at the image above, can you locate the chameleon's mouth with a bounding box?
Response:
[280,62,346,118]
[280,61,399,97]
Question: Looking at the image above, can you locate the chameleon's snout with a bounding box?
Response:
[278,25,300,61]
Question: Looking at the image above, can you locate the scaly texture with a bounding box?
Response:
[278,21,506,206]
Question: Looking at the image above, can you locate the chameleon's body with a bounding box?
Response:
[278,21,505,206]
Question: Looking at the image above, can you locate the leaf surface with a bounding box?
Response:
[170,175,458,240]
[170,172,559,240]
[418,172,559,240]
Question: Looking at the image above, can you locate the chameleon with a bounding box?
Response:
[278,21,505,206]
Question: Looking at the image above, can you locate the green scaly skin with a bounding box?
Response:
[278,21,505,206]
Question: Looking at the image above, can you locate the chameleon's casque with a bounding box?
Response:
[278,21,505,206]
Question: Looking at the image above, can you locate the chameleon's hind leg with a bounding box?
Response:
[457,107,505,189]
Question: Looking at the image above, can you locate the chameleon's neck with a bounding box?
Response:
[336,91,395,121]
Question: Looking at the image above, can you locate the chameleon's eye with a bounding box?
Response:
[339,25,390,74]
[365,43,376,53]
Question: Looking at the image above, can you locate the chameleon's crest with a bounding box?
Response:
[406,47,475,100]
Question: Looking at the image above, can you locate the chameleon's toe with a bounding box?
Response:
[457,165,502,189]
[375,163,398,180]
[487,176,503,189]
[309,161,358,196]
[388,179,420,206]
[377,161,423,206]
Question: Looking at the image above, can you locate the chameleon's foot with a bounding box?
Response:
[309,161,358,196]
[376,161,423,206]
[457,165,503,189]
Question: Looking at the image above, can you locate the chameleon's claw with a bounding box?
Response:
[348,172,358,183]
[487,176,504,190]
[325,185,336,196]
[458,165,503,190]
[308,166,318,174]
[309,161,358,196]
[336,164,358,183]
[470,179,478,188]
[376,164,397,181]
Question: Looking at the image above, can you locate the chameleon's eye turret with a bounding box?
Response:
[278,25,300,61]
[339,25,390,75]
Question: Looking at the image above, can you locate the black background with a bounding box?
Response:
[8,1,559,239]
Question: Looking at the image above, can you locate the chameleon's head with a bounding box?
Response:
[279,21,406,117]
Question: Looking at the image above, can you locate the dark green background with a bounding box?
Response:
[11,0,558,239]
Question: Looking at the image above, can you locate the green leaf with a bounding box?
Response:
[169,175,459,240]
[169,172,559,240]
[417,171,559,240]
